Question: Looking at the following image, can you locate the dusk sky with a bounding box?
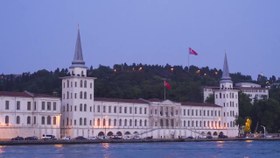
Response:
[1,0,280,79]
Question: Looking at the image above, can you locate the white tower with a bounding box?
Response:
[214,54,239,136]
[61,28,96,138]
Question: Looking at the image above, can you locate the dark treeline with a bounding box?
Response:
[1,63,280,133]
[0,63,254,102]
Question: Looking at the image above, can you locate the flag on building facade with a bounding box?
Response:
[189,47,198,55]
[164,80,171,90]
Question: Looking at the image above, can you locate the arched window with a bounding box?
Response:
[79,118,83,126]
[103,119,106,126]
[27,116,31,124]
[16,116,20,124]
[84,104,87,111]
[108,119,111,126]
[5,116,9,124]
[84,118,87,125]
[84,80,87,88]
[47,116,51,125]
[80,80,83,87]
[139,120,142,126]
[144,120,147,126]
[53,117,57,125]
[119,119,122,126]
[80,91,83,99]
[97,119,100,126]
[124,119,127,126]
[114,119,117,126]
[135,119,137,126]
[84,92,87,99]
[41,116,45,125]
[130,119,132,126]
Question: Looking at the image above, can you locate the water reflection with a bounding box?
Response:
[0,146,5,154]
[102,143,110,149]
[102,143,110,158]
[216,141,225,148]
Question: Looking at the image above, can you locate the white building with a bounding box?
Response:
[235,82,269,102]
[0,29,239,139]
[0,91,61,139]
[59,29,239,139]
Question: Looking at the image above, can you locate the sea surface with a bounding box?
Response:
[0,140,280,158]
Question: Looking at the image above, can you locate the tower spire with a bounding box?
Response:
[71,27,86,68]
[221,53,231,80]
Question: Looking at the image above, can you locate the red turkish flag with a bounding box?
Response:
[164,80,171,90]
[189,48,198,55]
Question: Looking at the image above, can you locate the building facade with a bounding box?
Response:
[0,29,239,139]
[0,91,61,139]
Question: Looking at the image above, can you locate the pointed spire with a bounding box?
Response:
[71,27,86,68]
[221,53,231,81]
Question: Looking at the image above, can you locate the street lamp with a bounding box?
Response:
[261,125,266,137]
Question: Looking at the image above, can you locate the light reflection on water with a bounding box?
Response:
[0,141,280,158]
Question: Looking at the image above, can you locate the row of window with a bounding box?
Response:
[216,93,237,99]
[64,91,93,100]
[181,109,221,117]
[63,118,148,127]
[64,80,93,89]
[3,115,57,126]
[4,101,57,111]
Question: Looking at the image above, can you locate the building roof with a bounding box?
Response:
[70,28,86,68]
[95,97,148,104]
[181,102,221,108]
[220,53,233,84]
[0,91,59,98]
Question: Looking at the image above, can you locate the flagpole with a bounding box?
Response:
[188,48,190,72]
[164,80,166,100]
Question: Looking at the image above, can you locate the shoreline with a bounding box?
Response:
[1,138,280,146]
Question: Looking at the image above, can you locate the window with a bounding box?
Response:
[75,82,77,87]
[124,119,127,126]
[5,101,9,110]
[16,116,20,124]
[42,102,45,110]
[114,119,117,126]
[109,106,111,113]
[34,102,36,111]
[34,116,36,125]
[130,107,132,114]
[41,116,45,125]
[144,108,147,114]
[103,119,106,126]
[84,118,87,125]
[75,106,77,111]
[84,80,87,88]
[47,116,51,125]
[144,120,147,126]
[17,101,20,110]
[124,107,127,113]
[98,105,100,112]
[119,107,122,113]
[27,116,31,124]
[80,80,83,87]
[5,116,9,124]
[108,119,111,126]
[80,91,83,99]
[135,107,137,114]
[98,119,101,126]
[84,92,87,99]
[130,119,132,126]
[80,118,83,125]
[114,106,117,113]
[103,106,106,113]
[119,119,122,126]
[53,102,57,111]
[90,83,93,88]
[135,120,137,126]
[80,104,83,112]
[84,104,87,112]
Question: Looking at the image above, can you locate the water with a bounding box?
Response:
[0,141,280,158]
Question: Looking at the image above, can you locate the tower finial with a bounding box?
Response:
[221,53,231,80]
[70,27,86,68]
